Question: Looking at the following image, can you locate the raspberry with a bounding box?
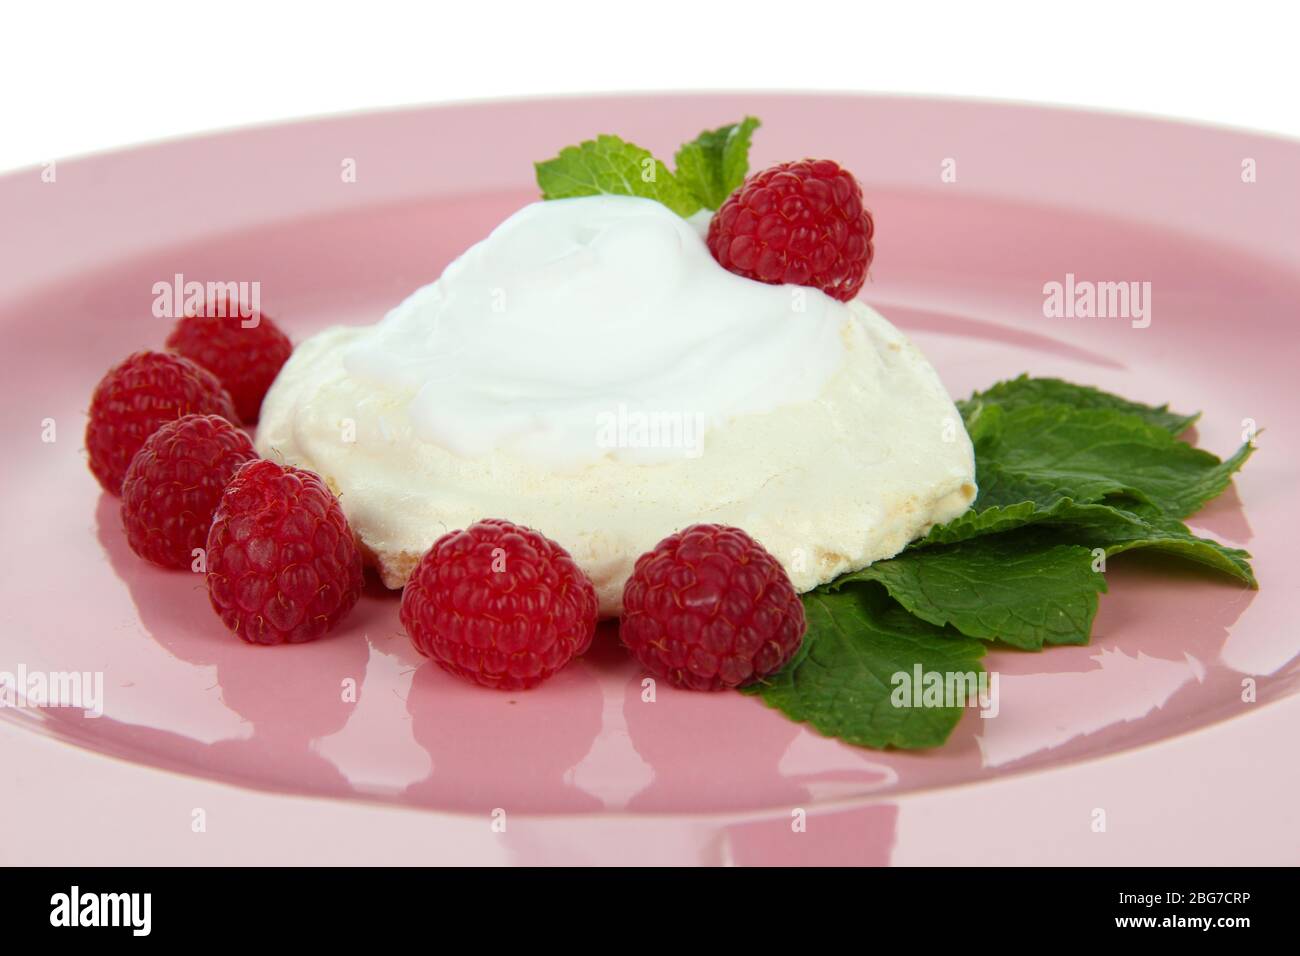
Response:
[86,350,240,495]
[121,414,257,569]
[206,459,363,645]
[165,297,292,423]
[400,519,598,690]
[620,524,806,691]
[707,158,874,302]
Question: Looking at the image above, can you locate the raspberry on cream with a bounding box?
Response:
[708,158,874,301]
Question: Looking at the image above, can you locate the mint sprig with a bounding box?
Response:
[673,117,761,211]
[747,377,1257,750]
[534,117,761,216]
[535,134,703,217]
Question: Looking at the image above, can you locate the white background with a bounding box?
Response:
[3,0,1298,173]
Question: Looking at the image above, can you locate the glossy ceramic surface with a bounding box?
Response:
[2,94,1297,863]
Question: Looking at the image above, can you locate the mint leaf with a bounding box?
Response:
[535,134,702,217]
[673,116,760,210]
[919,499,1047,545]
[1043,503,1256,586]
[971,403,1252,518]
[920,499,1255,587]
[744,585,986,750]
[960,375,1199,435]
[840,531,1106,649]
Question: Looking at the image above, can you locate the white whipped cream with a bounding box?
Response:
[258,195,978,614]
[341,196,849,466]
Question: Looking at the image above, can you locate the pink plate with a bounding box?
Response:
[2,94,1299,865]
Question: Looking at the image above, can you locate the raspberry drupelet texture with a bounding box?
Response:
[165,298,292,423]
[400,519,599,690]
[86,350,240,495]
[620,524,806,691]
[121,414,257,569]
[707,158,874,302]
[206,459,363,645]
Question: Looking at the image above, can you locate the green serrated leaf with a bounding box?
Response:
[919,499,1046,545]
[839,531,1106,649]
[959,375,1199,435]
[673,116,760,210]
[1048,503,1256,586]
[919,498,1254,587]
[970,403,1252,518]
[743,585,986,750]
[535,134,702,217]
